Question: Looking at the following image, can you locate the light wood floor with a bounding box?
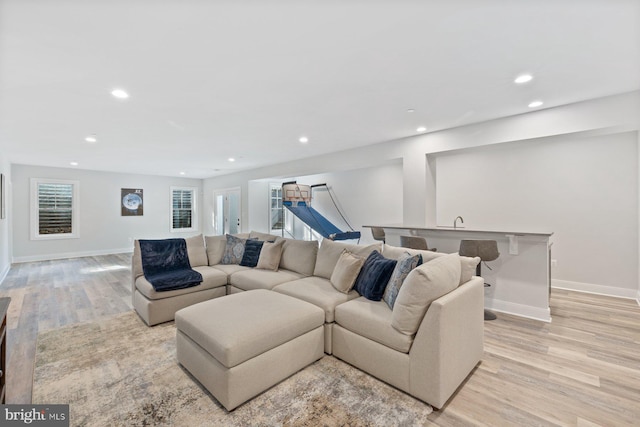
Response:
[1,255,639,426]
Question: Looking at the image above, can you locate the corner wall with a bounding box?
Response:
[0,154,11,282]
[11,164,203,262]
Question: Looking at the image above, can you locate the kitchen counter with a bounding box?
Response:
[364,225,553,322]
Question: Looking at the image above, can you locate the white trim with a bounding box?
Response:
[30,178,80,240]
[268,182,283,235]
[170,186,198,232]
[485,297,552,323]
[552,279,638,300]
[12,247,132,264]
[213,186,242,234]
[636,290,640,307]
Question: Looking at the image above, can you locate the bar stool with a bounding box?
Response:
[459,239,499,321]
[370,227,386,244]
[400,235,436,252]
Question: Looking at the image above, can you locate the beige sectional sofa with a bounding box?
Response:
[131,231,483,409]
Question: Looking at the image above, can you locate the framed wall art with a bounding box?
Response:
[121,188,143,216]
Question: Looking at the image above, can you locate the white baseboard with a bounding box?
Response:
[485,297,551,323]
[12,247,133,264]
[552,279,638,300]
[636,290,640,307]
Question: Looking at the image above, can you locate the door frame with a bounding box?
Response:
[213,187,242,235]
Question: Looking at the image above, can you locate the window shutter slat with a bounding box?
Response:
[171,188,194,229]
[38,183,74,235]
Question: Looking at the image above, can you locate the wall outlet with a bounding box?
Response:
[551,259,558,267]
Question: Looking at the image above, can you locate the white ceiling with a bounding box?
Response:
[1,0,639,179]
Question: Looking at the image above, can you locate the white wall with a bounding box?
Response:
[202,91,640,299]
[248,180,271,233]
[11,164,202,262]
[0,154,11,282]
[436,132,638,297]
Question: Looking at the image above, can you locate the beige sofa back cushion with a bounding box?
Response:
[314,239,381,279]
[185,234,208,267]
[391,253,461,336]
[249,230,278,242]
[383,244,479,285]
[279,238,319,276]
[205,235,227,266]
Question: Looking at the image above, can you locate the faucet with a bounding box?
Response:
[454,216,464,229]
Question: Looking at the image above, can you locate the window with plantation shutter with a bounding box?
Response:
[30,178,79,240]
[170,186,198,232]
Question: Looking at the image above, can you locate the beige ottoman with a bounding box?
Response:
[175,289,325,411]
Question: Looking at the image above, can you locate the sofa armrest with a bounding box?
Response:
[131,240,143,300]
[408,276,484,408]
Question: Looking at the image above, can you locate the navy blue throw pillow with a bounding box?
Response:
[240,240,264,267]
[353,250,397,301]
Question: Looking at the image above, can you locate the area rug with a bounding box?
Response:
[33,311,433,426]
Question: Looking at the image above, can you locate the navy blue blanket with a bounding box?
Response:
[139,238,203,292]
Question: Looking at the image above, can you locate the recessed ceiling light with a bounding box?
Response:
[111,88,129,99]
[528,100,543,108]
[416,126,427,132]
[228,157,235,162]
[299,136,309,143]
[70,162,79,166]
[85,135,97,143]
[515,74,533,84]
[179,171,186,175]
[407,109,415,113]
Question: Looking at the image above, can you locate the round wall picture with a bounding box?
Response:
[121,188,143,216]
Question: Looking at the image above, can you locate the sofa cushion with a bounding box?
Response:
[221,234,250,265]
[314,239,381,280]
[273,276,360,323]
[279,239,318,276]
[229,268,304,291]
[135,266,227,300]
[335,297,414,353]
[175,290,325,368]
[211,264,252,276]
[249,230,279,242]
[185,234,208,267]
[240,240,264,267]
[256,240,285,271]
[353,250,397,301]
[205,235,227,266]
[330,250,366,293]
[383,243,479,285]
[383,252,423,309]
[391,253,461,336]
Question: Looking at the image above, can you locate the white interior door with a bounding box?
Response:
[213,187,241,235]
